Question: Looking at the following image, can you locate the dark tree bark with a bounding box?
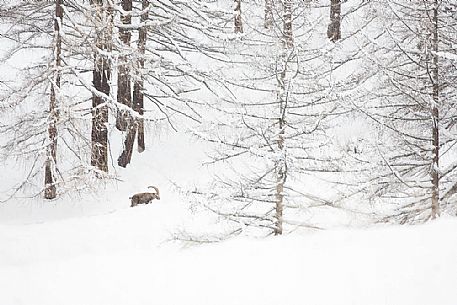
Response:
[133,80,145,153]
[91,66,110,173]
[327,0,341,42]
[91,0,112,173]
[115,0,132,131]
[117,0,136,167]
[282,0,293,48]
[430,0,440,219]
[133,0,148,153]
[265,0,273,29]
[234,0,243,33]
[44,0,63,199]
[117,117,136,167]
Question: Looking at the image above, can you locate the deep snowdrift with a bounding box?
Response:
[1,205,456,305]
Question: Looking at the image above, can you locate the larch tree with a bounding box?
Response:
[117,0,135,168]
[353,0,457,222]
[44,0,64,199]
[91,0,112,173]
[131,0,227,127]
[187,0,349,237]
[120,0,229,163]
[274,0,294,235]
[133,0,149,153]
[0,1,64,200]
[116,0,133,133]
[0,0,108,199]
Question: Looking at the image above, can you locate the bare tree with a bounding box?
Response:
[189,0,342,237]
[430,0,440,219]
[91,0,112,173]
[274,0,294,235]
[0,0,113,198]
[116,0,133,132]
[44,0,63,199]
[117,0,136,167]
[352,0,457,223]
[133,0,149,153]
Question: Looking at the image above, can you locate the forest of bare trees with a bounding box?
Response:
[1,0,456,235]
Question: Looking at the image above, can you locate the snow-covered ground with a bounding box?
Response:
[1,132,456,305]
[1,188,456,305]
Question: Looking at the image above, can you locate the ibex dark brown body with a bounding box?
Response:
[130,186,160,207]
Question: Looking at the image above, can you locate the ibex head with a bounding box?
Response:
[147,186,160,200]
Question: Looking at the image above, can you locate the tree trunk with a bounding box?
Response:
[91,0,112,173]
[133,0,148,153]
[115,0,132,131]
[234,0,243,33]
[327,0,341,42]
[275,112,285,235]
[44,0,63,199]
[117,117,137,167]
[283,0,293,48]
[133,81,145,153]
[265,0,273,29]
[275,64,286,235]
[431,0,440,219]
[274,0,294,235]
[117,0,136,166]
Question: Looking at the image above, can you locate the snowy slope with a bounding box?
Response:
[0,127,455,305]
[1,208,456,305]
[0,131,208,224]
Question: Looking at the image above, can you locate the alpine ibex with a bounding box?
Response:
[130,186,160,207]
